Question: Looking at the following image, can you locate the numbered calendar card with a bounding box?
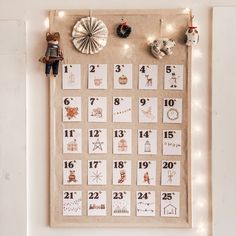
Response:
[50,9,191,228]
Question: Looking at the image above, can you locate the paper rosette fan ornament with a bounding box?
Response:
[72,16,108,54]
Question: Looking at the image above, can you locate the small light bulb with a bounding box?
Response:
[197,200,205,208]
[193,49,203,59]
[166,24,174,33]
[44,17,49,29]
[124,44,129,49]
[192,100,201,109]
[147,36,154,43]
[194,125,202,134]
[58,11,65,18]
[183,8,191,14]
[192,74,201,85]
[195,175,206,184]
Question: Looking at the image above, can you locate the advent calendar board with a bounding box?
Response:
[49,9,192,227]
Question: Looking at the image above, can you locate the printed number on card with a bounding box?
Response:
[62,64,81,89]
[136,191,155,216]
[113,160,131,185]
[163,98,182,123]
[88,64,107,89]
[139,65,158,89]
[87,191,106,216]
[161,160,180,186]
[112,191,131,216]
[63,191,82,216]
[161,192,180,217]
[88,160,107,185]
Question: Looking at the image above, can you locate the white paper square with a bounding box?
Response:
[161,160,181,186]
[88,129,107,154]
[113,129,132,154]
[113,97,132,122]
[88,97,107,122]
[62,64,81,89]
[63,160,82,185]
[139,97,158,123]
[139,64,158,89]
[114,64,132,89]
[63,97,81,122]
[63,191,82,216]
[88,64,107,89]
[137,161,156,185]
[113,160,131,185]
[63,129,82,153]
[112,191,131,216]
[163,130,182,155]
[161,191,180,217]
[163,98,182,123]
[138,129,157,155]
[88,191,106,216]
[88,160,107,185]
[164,65,184,90]
[136,191,155,216]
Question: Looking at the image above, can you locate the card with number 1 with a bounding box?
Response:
[62,64,81,89]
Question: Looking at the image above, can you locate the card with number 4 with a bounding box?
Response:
[63,191,82,216]
[63,97,81,122]
[88,160,107,185]
[163,98,182,123]
[139,97,158,123]
[63,129,82,153]
[138,129,157,155]
[88,64,107,89]
[163,130,182,155]
[164,65,183,90]
[88,191,106,216]
[161,160,180,186]
[113,97,132,122]
[113,129,132,154]
[139,64,158,89]
[62,64,81,89]
[88,97,107,122]
[63,160,82,185]
[137,160,156,185]
[112,191,131,216]
[161,191,180,217]
[113,160,131,185]
[114,64,132,89]
[88,129,107,154]
[136,191,155,216]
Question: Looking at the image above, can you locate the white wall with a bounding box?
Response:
[2,1,235,236]
[212,7,236,236]
[0,20,26,236]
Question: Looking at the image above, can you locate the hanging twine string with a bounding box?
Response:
[160,18,163,38]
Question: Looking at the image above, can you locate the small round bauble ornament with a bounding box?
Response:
[72,16,108,54]
[116,20,132,38]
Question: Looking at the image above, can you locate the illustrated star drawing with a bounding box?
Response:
[91,170,103,183]
[92,138,104,151]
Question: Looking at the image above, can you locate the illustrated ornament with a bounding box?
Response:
[39,32,63,78]
[185,15,199,46]
[116,19,132,38]
[72,16,108,54]
[150,39,176,60]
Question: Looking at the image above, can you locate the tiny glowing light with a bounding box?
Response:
[58,11,65,18]
[197,223,207,234]
[192,99,201,109]
[44,17,49,29]
[195,151,202,158]
[183,8,191,14]
[197,200,205,208]
[166,24,174,33]
[192,74,201,85]
[195,175,206,185]
[193,49,203,59]
[147,36,154,43]
[124,44,129,49]
[194,125,202,134]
